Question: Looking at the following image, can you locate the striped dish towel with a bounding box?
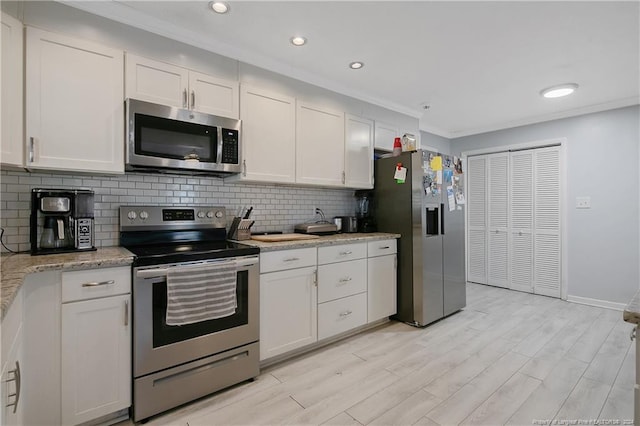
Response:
[166,261,238,326]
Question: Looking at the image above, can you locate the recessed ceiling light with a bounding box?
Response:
[349,61,364,70]
[540,83,578,98]
[209,1,230,14]
[290,36,307,46]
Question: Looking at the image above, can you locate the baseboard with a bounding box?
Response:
[567,295,626,311]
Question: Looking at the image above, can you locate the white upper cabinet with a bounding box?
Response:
[230,84,296,183]
[1,12,24,167]
[296,102,345,186]
[125,54,188,108]
[25,27,124,174]
[345,114,374,189]
[374,121,398,152]
[125,53,239,119]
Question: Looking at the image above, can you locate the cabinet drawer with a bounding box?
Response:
[318,259,367,303]
[367,239,397,257]
[62,266,131,303]
[318,243,366,265]
[318,293,367,340]
[260,248,317,273]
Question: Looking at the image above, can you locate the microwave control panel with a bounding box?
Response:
[221,129,239,164]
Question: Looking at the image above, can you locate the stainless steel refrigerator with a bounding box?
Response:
[374,150,466,326]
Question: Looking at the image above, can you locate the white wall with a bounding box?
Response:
[452,105,640,305]
[420,130,451,154]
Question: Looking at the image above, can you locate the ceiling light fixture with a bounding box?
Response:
[540,83,578,98]
[349,61,364,70]
[290,36,307,46]
[209,1,230,14]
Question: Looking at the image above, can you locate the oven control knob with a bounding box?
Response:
[139,211,149,220]
[127,211,137,220]
[214,210,224,219]
[197,211,205,219]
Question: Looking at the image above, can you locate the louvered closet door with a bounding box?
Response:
[533,147,561,297]
[487,153,509,288]
[467,156,487,284]
[509,151,534,293]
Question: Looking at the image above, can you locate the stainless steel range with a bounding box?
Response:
[119,206,260,422]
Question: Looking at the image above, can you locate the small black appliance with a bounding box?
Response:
[355,190,376,232]
[30,189,95,255]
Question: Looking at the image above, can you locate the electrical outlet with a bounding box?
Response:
[312,206,318,217]
[576,196,591,209]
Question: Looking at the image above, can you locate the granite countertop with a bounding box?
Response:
[623,289,640,325]
[236,232,401,252]
[1,247,135,319]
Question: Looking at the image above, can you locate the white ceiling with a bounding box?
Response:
[69,1,639,138]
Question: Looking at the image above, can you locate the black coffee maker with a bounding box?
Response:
[30,189,95,255]
[355,190,376,233]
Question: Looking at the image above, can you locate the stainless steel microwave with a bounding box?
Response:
[125,98,242,175]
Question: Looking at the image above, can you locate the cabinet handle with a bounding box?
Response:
[81,280,115,287]
[338,277,352,284]
[191,90,195,110]
[29,137,35,163]
[5,361,20,414]
[339,310,353,318]
[342,171,346,184]
[243,160,247,177]
[631,327,636,341]
[379,246,390,250]
[313,270,317,287]
[125,300,129,326]
[339,251,352,256]
[283,257,300,262]
[183,89,188,108]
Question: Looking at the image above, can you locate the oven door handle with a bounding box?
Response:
[136,258,258,279]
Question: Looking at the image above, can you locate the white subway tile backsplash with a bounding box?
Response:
[0,169,356,253]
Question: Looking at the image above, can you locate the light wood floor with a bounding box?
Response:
[140,283,635,425]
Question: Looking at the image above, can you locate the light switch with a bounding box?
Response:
[576,196,591,209]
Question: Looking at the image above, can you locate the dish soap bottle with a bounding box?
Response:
[392,137,402,157]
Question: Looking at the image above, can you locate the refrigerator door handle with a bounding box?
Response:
[441,203,445,235]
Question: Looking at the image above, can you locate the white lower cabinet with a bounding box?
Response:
[259,238,397,362]
[367,239,398,322]
[1,287,23,426]
[61,294,131,425]
[260,266,317,360]
[17,266,131,425]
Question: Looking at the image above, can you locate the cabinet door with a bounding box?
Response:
[235,85,295,183]
[374,121,398,152]
[510,150,534,293]
[125,53,188,108]
[487,153,509,288]
[296,102,345,186]
[1,12,24,167]
[61,295,131,425]
[533,146,561,298]
[189,70,239,118]
[260,267,317,360]
[467,155,488,284]
[1,328,23,426]
[25,27,124,174]
[345,114,374,189]
[367,254,397,322]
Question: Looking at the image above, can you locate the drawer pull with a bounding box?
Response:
[339,251,353,256]
[338,277,352,284]
[283,257,300,262]
[339,310,353,318]
[379,246,390,249]
[82,280,115,287]
[5,361,20,414]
